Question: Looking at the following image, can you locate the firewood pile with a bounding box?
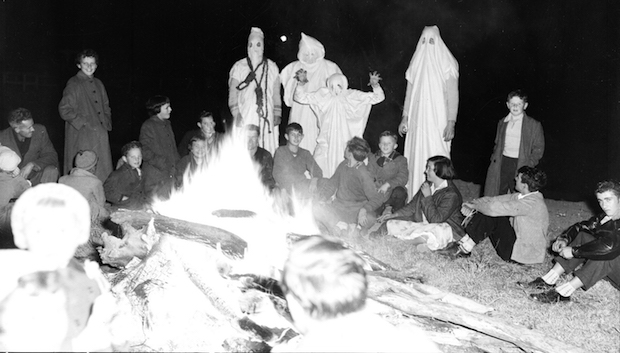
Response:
[99,209,587,353]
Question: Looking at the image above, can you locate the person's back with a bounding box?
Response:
[59,150,107,221]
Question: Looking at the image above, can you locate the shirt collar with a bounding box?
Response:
[517,190,539,199]
[504,113,524,122]
[431,179,448,194]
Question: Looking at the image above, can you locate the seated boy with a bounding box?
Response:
[439,166,549,264]
[367,130,408,214]
[104,141,146,209]
[0,183,117,351]
[0,146,30,207]
[273,123,323,199]
[313,137,382,235]
[246,124,276,191]
[372,156,464,251]
[177,111,222,158]
[59,150,109,221]
[175,135,206,188]
[521,180,620,303]
[278,235,441,352]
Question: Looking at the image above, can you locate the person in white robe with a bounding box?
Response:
[229,27,282,154]
[399,25,459,199]
[280,33,342,152]
[294,71,384,178]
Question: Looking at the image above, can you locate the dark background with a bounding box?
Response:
[1,0,618,201]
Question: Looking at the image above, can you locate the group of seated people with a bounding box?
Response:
[0,97,618,306]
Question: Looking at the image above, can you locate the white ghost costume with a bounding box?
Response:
[402,26,459,197]
[280,33,342,152]
[295,73,384,178]
[229,27,282,154]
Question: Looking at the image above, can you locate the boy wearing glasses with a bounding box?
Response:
[483,90,544,196]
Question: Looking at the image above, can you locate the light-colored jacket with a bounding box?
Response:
[473,192,549,264]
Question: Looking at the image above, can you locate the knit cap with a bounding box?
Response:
[75,150,98,170]
[0,146,21,172]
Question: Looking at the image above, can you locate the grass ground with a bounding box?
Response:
[338,181,620,353]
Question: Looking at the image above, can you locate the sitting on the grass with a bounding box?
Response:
[439,166,549,264]
[367,130,409,215]
[276,235,441,353]
[103,141,147,209]
[273,123,323,200]
[313,137,383,235]
[521,180,620,303]
[59,150,109,221]
[175,135,206,188]
[371,155,463,250]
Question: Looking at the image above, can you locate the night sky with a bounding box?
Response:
[1,0,618,201]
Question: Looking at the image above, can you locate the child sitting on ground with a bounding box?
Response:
[104,141,147,209]
[175,135,206,188]
[0,146,30,207]
[367,130,409,215]
[273,123,323,200]
[313,137,383,235]
[59,150,109,221]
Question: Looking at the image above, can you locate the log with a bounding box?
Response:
[367,276,588,353]
[110,209,247,260]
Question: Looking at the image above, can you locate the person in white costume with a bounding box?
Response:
[399,25,459,199]
[281,33,342,153]
[229,27,282,154]
[294,71,384,178]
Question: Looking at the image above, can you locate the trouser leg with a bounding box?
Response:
[29,165,59,185]
[465,213,516,261]
[385,186,408,212]
[499,156,518,195]
[554,232,594,272]
[574,256,620,290]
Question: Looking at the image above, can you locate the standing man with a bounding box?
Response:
[0,108,59,185]
[483,90,544,196]
[59,49,113,182]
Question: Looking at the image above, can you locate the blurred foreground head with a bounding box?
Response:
[11,183,90,267]
[282,236,367,329]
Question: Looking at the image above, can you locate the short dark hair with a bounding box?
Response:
[285,123,303,135]
[121,141,142,157]
[517,166,547,192]
[198,111,214,123]
[346,137,370,162]
[595,180,620,198]
[8,108,33,126]
[507,89,528,104]
[378,130,398,144]
[428,155,456,180]
[145,95,170,117]
[75,49,99,65]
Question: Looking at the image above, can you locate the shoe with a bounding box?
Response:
[437,242,471,259]
[518,277,553,291]
[436,242,460,255]
[530,289,570,303]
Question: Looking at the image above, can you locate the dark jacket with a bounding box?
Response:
[139,117,180,194]
[558,214,620,261]
[253,147,276,190]
[103,163,146,209]
[395,180,465,239]
[0,124,58,172]
[367,150,408,190]
[483,114,544,196]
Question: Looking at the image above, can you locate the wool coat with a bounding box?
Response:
[59,70,113,182]
[0,124,59,174]
[483,114,544,196]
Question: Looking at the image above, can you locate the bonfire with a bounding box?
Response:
[97,127,601,353]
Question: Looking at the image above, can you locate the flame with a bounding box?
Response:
[151,127,319,276]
